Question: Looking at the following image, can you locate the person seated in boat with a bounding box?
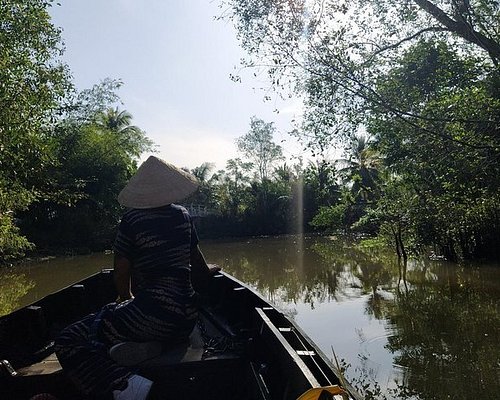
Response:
[55,155,219,400]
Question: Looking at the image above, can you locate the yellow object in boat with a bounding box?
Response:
[297,385,348,400]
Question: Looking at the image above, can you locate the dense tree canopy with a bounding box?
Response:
[370,40,500,259]
[20,85,154,251]
[0,0,71,260]
[224,0,499,144]
[221,0,500,260]
[0,1,153,261]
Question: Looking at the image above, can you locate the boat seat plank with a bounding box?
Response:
[113,311,243,370]
[17,353,62,376]
[15,311,241,378]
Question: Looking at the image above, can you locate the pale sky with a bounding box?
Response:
[49,0,308,171]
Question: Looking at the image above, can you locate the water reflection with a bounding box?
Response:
[2,236,499,400]
[0,253,111,311]
[203,236,500,400]
[0,269,35,315]
[386,263,500,400]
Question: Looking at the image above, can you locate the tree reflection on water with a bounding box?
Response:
[0,270,35,316]
[386,264,500,400]
[205,235,500,400]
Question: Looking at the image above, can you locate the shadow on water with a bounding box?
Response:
[2,236,499,400]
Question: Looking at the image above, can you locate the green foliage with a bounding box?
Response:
[191,135,319,237]
[303,160,340,206]
[0,216,34,262]
[3,0,499,262]
[0,0,71,261]
[371,40,500,260]
[94,106,153,159]
[188,162,219,211]
[65,78,123,123]
[214,158,254,218]
[224,0,500,260]
[21,103,154,250]
[224,0,499,155]
[0,182,35,261]
[355,178,421,258]
[0,14,153,257]
[245,178,293,234]
[336,134,383,204]
[310,204,347,232]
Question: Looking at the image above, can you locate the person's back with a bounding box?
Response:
[115,204,196,292]
[55,156,215,400]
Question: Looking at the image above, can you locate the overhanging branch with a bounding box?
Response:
[413,0,500,64]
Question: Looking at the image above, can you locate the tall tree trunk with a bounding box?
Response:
[392,225,402,258]
[398,223,408,262]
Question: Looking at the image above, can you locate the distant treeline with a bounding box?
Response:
[1,0,499,264]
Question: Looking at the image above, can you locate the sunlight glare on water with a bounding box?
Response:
[294,175,305,273]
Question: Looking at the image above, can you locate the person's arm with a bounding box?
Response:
[190,245,220,292]
[114,253,133,302]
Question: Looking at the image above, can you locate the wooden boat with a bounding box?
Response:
[0,269,360,400]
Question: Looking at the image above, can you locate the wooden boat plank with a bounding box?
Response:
[17,353,61,376]
[254,307,320,399]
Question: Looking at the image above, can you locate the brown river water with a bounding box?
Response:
[1,235,499,400]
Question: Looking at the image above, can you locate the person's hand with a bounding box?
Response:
[116,294,134,304]
[207,264,221,276]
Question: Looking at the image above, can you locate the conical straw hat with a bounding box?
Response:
[118,156,199,208]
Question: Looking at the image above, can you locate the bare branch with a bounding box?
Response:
[365,26,449,63]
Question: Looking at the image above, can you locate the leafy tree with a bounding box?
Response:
[302,159,341,228]
[356,178,420,260]
[236,116,284,182]
[303,160,338,206]
[234,117,285,232]
[187,162,220,210]
[310,203,348,232]
[0,190,35,261]
[0,0,71,261]
[191,162,215,183]
[224,0,499,139]
[370,40,500,260]
[21,104,154,251]
[224,1,500,259]
[223,1,500,189]
[336,134,383,203]
[95,107,153,159]
[63,78,123,124]
[216,158,253,218]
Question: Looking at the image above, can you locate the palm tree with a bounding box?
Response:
[188,162,217,209]
[336,134,382,204]
[95,107,153,158]
[96,108,135,132]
